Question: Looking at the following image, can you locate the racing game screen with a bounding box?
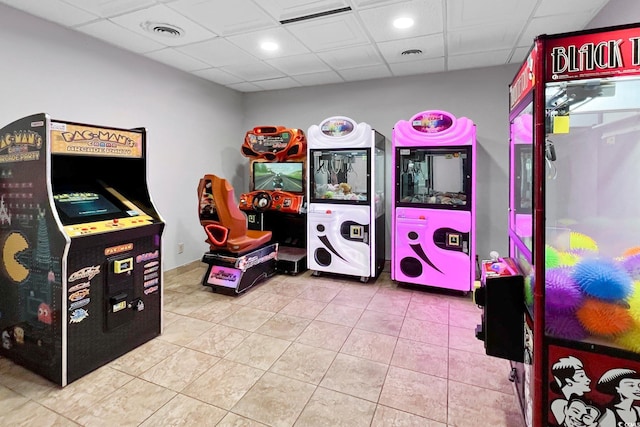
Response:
[252,162,303,193]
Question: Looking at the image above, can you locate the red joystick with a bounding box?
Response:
[113,218,119,224]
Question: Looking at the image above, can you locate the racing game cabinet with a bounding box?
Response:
[198,174,277,295]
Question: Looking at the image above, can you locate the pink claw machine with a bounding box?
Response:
[306,116,386,283]
[392,110,476,293]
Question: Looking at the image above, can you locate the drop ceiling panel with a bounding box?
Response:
[0,0,98,26]
[377,34,444,63]
[448,23,522,55]
[519,13,598,46]
[448,49,512,71]
[0,0,614,92]
[258,0,349,21]
[177,38,255,67]
[77,19,165,53]
[338,64,392,81]
[293,70,345,86]
[227,81,262,92]
[357,0,443,42]
[351,0,413,8]
[192,68,244,85]
[510,46,531,64]
[110,4,217,46]
[63,0,157,18]
[266,53,332,75]
[220,59,285,81]
[447,0,536,30]
[166,0,276,35]
[144,47,210,71]
[285,13,370,51]
[388,57,445,76]
[317,44,384,70]
[252,77,302,90]
[226,27,311,59]
[535,0,609,17]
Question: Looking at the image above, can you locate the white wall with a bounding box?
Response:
[0,0,631,272]
[242,66,518,261]
[0,4,243,270]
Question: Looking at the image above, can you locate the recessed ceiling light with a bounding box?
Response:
[393,17,414,29]
[261,41,279,51]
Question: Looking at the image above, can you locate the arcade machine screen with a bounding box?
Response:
[396,147,471,208]
[310,149,369,203]
[252,162,303,193]
[53,187,131,225]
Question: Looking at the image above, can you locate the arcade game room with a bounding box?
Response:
[1,0,640,426]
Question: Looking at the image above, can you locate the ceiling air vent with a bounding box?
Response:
[141,21,184,38]
[401,49,423,56]
[279,7,352,25]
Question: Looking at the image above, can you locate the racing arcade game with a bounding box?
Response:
[0,113,164,386]
[198,174,276,295]
[238,126,307,275]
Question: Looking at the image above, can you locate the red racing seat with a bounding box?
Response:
[198,174,272,254]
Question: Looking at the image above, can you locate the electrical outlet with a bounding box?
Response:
[177,242,184,254]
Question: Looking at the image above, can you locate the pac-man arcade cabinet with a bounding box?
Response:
[0,113,164,386]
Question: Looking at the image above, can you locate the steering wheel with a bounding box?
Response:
[252,192,272,211]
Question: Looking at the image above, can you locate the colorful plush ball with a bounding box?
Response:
[546,311,589,341]
[546,245,561,269]
[524,275,533,307]
[626,282,640,322]
[576,298,634,337]
[558,251,581,267]
[569,248,598,258]
[570,232,598,253]
[621,254,640,280]
[616,327,640,354]
[546,267,583,313]
[572,258,633,301]
[623,247,640,258]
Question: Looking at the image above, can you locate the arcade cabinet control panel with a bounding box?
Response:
[239,191,304,215]
[62,215,154,236]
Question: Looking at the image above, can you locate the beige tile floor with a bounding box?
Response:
[0,262,525,427]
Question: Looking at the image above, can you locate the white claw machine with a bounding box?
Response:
[306,116,386,282]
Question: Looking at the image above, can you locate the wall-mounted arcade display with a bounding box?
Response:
[0,113,164,386]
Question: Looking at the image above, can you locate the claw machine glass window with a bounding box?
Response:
[310,149,370,204]
[543,77,640,348]
[395,147,471,209]
[374,143,385,217]
[510,104,534,255]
